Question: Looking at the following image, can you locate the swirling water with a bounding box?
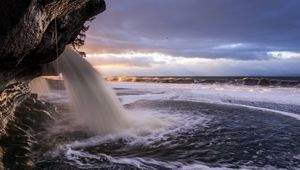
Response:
[35,82,300,170]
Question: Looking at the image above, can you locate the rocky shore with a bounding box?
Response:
[1,94,57,169]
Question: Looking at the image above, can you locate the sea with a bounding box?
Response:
[34,77,300,170]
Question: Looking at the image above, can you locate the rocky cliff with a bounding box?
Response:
[0,0,105,89]
[0,0,106,168]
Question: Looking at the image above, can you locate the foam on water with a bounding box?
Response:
[218,102,300,120]
[61,147,280,170]
[62,108,210,150]
[43,105,212,168]
[113,82,300,105]
[49,112,213,169]
[112,82,300,120]
[39,81,300,169]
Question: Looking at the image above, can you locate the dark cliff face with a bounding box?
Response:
[0,0,106,89]
[0,1,106,168]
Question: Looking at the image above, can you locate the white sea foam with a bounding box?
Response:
[109,156,235,170]
[49,107,213,169]
[64,108,210,150]
[112,82,300,105]
[44,81,298,169]
[62,147,280,170]
[219,102,300,120]
[111,82,300,120]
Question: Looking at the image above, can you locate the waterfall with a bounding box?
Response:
[58,47,128,133]
[29,77,50,95]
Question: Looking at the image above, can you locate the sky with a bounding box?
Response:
[82,0,300,76]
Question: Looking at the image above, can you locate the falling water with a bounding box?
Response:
[29,77,50,95]
[58,47,128,133]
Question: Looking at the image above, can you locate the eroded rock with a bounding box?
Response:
[0,0,106,168]
[0,0,105,89]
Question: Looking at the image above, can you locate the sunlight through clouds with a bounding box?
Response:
[86,52,215,68]
[268,51,300,59]
[82,0,300,76]
[85,52,300,76]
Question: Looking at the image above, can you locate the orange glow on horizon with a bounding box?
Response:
[94,64,126,69]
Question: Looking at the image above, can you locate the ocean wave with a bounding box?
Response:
[104,76,300,88]
[113,82,300,120]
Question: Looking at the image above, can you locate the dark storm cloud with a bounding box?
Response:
[85,0,300,60]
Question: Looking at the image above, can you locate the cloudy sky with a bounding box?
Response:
[82,0,300,76]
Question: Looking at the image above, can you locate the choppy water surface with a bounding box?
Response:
[35,83,300,170]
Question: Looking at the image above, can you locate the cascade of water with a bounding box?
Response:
[58,47,129,133]
[29,77,50,95]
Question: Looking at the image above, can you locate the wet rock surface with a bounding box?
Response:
[0,0,106,168]
[0,83,30,132]
[1,94,58,169]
